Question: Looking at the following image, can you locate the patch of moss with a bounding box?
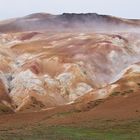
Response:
[1,120,140,140]
[111,89,134,97]
[0,103,13,114]
[137,83,140,87]
[110,91,121,96]
[121,89,134,96]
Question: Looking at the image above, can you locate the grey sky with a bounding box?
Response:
[0,0,139,20]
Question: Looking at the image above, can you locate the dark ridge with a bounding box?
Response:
[59,13,99,22]
[0,13,140,33]
[61,13,99,17]
[59,13,124,25]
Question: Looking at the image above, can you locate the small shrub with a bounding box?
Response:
[110,91,121,96]
[121,89,134,96]
[137,83,140,87]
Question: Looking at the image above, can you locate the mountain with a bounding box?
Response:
[0,13,140,138]
[0,13,140,33]
[0,32,140,112]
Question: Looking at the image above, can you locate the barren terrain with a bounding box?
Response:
[0,13,140,139]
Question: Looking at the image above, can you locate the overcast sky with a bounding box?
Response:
[0,0,139,20]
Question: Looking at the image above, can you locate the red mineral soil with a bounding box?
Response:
[0,13,140,128]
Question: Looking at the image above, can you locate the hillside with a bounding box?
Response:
[0,13,140,140]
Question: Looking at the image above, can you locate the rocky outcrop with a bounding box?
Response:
[9,70,46,106]
[0,72,14,113]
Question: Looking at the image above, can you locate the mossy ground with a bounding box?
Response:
[0,119,140,140]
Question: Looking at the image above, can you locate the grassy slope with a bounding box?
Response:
[0,119,140,140]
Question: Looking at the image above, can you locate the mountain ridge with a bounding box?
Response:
[0,12,140,33]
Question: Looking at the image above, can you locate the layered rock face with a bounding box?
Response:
[0,13,140,112]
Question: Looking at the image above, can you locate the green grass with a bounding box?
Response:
[1,120,140,140]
